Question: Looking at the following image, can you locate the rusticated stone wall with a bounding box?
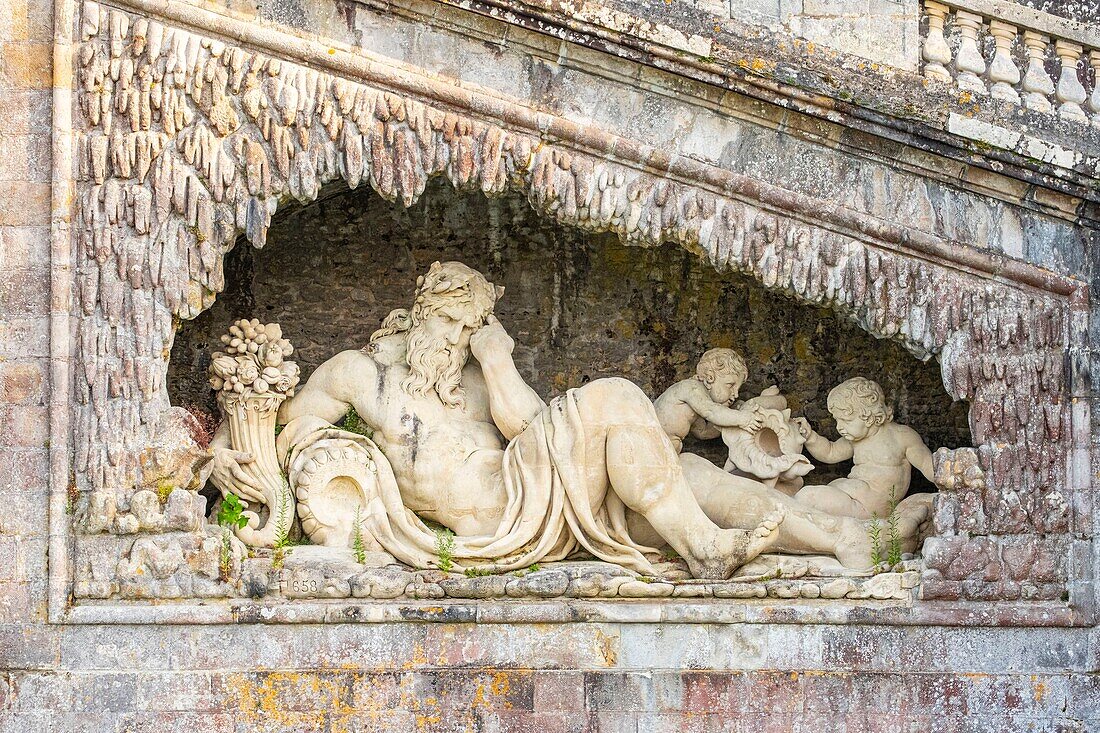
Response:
[1,0,1098,730]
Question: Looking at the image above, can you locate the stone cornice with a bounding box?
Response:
[397,0,1100,222]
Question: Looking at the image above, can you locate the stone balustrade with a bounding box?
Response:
[922,0,1099,125]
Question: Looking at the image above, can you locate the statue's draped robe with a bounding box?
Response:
[279,389,663,575]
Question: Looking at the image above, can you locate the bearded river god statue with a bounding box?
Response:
[206,261,934,582]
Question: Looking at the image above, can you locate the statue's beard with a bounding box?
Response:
[402,323,469,409]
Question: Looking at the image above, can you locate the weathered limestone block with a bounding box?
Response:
[567,574,630,598]
[440,576,511,599]
[819,578,857,599]
[846,573,908,600]
[712,583,768,599]
[406,582,445,599]
[112,528,241,600]
[617,580,675,598]
[350,568,415,599]
[922,535,1071,601]
[505,570,570,598]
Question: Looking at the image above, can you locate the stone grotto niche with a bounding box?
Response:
[64,0,1089,617]
[152,180,972,604]
[170,180,972,488]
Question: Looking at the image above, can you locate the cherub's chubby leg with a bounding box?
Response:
[572,378,783,579]
[794,480,874,519]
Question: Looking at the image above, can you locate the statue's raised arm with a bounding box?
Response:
[470,315,547,440]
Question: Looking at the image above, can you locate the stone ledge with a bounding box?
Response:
[58,597,1090,627]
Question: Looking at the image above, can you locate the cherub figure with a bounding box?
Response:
[794,377,935,519]
[655,348,764,453]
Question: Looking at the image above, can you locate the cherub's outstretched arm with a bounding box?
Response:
[795,418,854,464]
[682,390,762,430]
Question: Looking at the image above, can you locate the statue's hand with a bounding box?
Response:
[209,447,265,505]
[738,406,764,432]
[793,417,812,440]
[470,315,515,362]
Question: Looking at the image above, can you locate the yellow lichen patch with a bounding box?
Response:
[224,670,357,733]
[1032,675,1048,702]
[595,628,619,666]
[402,641,432,670]
[471,670,515,711]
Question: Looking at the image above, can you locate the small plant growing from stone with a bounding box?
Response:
[339,407,374,440]
[215,493,248,585]
[156,478,175,505]
[217,493,249,530]
[867,516,884,568]
[464,566,491,578]
[352,506,366,565]
[434,527,456,573]
[219,529,233,583]
[886,486,903,568]
[271,485,292,570]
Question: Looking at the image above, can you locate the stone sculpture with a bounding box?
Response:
[70,3,1078,604]
[208,319,301,547]
[206,261,937,580]
[653,348,764,452]
[655,349,812,494]
[793,377,936,519]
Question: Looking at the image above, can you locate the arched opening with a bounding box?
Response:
[169,179,971,503]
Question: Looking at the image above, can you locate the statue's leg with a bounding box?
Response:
[678,452,877,568]
[794,481,874,519]
[573,378,783,579]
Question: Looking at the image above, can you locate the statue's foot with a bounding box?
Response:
[685,509,785,580]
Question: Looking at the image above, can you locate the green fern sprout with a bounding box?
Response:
[219,528,233,583]
[273,484,292,550]
[867,516,883,568]
[434,527,455,573]
[352,506,366,565]
[886,486,903,568]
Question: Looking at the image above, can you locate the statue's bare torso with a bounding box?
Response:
[277,341,509,535]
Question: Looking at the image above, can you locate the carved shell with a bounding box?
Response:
[721,408,811,481]
[289,436,378,548]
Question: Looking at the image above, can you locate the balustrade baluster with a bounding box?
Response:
[987,20,1021,103]
[953,10,988,94]
[1054,40,1088,121]
[1021,31,1055,112]
[922,1,953,82]
[1089,50,1100,128]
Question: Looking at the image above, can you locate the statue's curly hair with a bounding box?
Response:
[695,348,748,387]
[827,377,893,427]
[369,261,499,344]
